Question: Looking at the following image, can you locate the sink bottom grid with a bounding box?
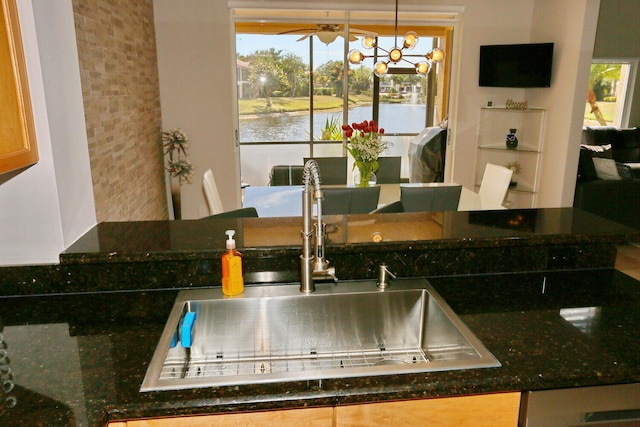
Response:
[159,347,429,380]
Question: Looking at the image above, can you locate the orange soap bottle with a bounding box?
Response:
[221,230,244,296]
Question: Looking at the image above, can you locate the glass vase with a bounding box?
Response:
[354,163,377,187]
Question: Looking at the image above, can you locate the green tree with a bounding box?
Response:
[349,65,373,95]
[246,49,289,107]
[316,60,350,98]
[280,52,308,97]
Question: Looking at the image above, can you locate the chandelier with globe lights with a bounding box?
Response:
[347,0,445,77]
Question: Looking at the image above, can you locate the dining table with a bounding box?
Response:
[243,183,505,217]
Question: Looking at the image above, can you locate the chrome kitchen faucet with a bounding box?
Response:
[300,159,337,293]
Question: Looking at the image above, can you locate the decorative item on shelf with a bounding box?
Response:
[506,161,521,187]
[505,99,528,110]
[163,128,194,184]
[506,128,519,150]
[342,120,391,187]
[347,0,445,77]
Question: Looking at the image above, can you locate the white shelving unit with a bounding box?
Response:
[475,107,546,208]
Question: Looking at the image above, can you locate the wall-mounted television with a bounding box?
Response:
[479,43,554,88]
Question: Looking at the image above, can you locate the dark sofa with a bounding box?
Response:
[573,126,640,229]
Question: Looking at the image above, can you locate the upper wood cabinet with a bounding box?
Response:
[0,0,38,175]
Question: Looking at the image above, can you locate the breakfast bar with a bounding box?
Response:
[1,207,640,426]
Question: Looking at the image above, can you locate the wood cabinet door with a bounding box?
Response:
[122,406,333,427]
[335,392,521,427]
[0,0,38,175]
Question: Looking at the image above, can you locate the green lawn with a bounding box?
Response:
[238,95,371,115]
[242,96,616,122]
[584,101,615,123]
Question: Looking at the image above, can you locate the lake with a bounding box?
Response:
[238,103,430,186]
[239,103,429,142]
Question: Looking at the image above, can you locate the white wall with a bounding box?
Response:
[446,0,600,208]
[155,0,241,219]
[0,0,95,265]
[445,0,536,193]
[530,0,601,207]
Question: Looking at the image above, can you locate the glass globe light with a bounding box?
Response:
[348,49,364,65]
[374,61,388,77]
[415,61,431,75]
[389,48,403,63]
[426,47,445,63]
[362,35,376,49]
[403,31,419,49]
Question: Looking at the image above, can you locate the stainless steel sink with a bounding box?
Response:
[141,278,500,391]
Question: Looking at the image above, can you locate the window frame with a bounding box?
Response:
[233,11,452,145]
[586,58,638,128]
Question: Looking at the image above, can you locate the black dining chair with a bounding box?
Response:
[269,165,304,186]
[375,156,402,183]
[323,186,381,215]
[400,185,462,212]
[304,157,348,185]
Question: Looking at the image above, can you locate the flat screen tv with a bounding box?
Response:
[479,43,554,88]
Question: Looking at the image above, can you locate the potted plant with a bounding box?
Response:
[163,128,193,219]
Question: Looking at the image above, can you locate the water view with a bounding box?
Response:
[239,103,428,186]
[239,103,428,142]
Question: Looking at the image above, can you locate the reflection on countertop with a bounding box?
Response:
[61,208,640,260]
[41,207,639,295]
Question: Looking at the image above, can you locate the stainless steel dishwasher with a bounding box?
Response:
[519,383,640,426]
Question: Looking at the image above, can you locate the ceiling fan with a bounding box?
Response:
[279,24,377,45]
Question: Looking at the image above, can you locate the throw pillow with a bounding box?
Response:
[578,144,613,181]
[616,162,634,180]
[592,157,621,180]
[580,143,612,158]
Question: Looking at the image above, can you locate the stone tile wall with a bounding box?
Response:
[72,0,167,221]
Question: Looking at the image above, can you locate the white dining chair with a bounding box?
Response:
[478,163,513,207]
[203,169,224,215]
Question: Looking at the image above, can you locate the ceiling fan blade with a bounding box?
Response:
[278,28,317,35]
[349,29,378,36]
[296,33,313,42]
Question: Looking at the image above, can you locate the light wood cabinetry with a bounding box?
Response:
[336,392,521,427]
[114,407,333,427]
[108,392,520,427]
[475,108,545,208]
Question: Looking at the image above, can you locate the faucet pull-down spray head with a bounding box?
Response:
[300,160,337,293]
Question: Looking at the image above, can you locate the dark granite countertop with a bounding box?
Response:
[29,207,635,296]
[62,208,640,264]
[1,269,640,426]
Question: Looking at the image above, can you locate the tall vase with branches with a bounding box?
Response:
[163,128,193,219]
[163,128,194,184]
